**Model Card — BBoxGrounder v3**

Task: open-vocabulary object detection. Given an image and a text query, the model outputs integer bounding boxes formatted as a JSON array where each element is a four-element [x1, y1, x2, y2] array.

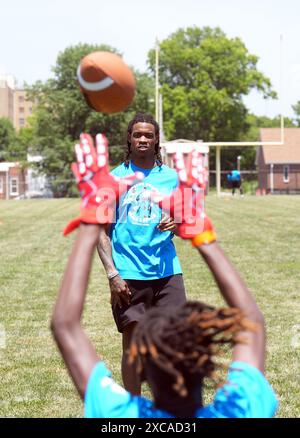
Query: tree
[[27, 44, 155, 196], [0, 116, 35, 163], [148, 27, 276, 143], [292, 101, 300, 126], [226, 114, 296, 170], [0, 118, 16, 161], [242, 113, 294, 144]]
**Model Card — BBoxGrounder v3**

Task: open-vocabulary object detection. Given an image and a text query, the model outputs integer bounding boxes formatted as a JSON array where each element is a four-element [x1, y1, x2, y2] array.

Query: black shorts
[[112, 274, 186, 333], [231, 181, 241, 188]]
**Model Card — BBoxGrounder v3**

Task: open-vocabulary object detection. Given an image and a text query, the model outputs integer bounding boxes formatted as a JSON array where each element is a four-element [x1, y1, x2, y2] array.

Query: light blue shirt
[[85, 361, 278, 418], [110, 161, 182, 280], [229, 170, 241, 182]]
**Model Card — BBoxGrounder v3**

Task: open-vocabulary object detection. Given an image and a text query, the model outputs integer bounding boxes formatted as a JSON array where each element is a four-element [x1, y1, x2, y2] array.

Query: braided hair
[[124, 113, 163, 167], [128, 301, 257, 397]]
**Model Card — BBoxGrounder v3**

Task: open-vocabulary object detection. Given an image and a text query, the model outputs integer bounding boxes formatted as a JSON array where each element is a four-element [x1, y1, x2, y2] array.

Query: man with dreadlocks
[[96, 113, 186, 395], [52, 136, 277, 418]]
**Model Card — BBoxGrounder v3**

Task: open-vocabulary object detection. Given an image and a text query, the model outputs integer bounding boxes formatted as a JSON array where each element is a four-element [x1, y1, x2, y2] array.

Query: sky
[[1, 0, 300, 118]]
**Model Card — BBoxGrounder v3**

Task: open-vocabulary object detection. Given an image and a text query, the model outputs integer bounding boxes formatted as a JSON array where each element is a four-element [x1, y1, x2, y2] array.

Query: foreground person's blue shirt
[[85, 361, 278, 418], [110, 162, 182, 280]]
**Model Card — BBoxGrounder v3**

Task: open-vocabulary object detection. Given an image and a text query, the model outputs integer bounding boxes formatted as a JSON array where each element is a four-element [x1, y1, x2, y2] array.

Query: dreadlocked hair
[[128, 301, 258, 398], [124, 113, 163, 167]]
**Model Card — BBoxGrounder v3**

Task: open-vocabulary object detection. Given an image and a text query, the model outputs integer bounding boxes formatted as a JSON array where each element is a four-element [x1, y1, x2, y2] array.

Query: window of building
[[0, 178, 3, 193], [19, 96, 24, 103], [19, 118, 25, 126], [283, 165, 289, 183], [19, 107, 24, 113], [10, 178, 19, 196]]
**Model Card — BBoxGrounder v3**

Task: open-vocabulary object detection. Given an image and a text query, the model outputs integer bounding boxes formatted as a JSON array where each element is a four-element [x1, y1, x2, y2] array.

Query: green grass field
[[0, 195, 300, 418]]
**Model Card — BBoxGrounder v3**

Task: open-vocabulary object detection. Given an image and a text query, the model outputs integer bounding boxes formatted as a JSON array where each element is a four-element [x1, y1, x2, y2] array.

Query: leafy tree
[[11, 124, 35, 163], [27, 44, 155, 196], [148, 27, 276, 144], [0, 116, 35, 163], [292, 101, 300, 126], [0, 118, 16, 161], [244, 113, 295, 139], [224, 114, 296, 170]]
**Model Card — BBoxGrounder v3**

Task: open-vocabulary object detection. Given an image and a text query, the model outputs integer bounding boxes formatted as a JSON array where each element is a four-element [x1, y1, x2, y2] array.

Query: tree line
[[1, 26, 299, 196]]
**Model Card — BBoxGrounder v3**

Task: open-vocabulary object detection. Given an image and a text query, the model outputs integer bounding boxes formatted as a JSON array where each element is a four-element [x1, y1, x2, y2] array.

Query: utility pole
[[155, 38, 159, 123], [159, 93, 165, 143], [216, 146, 221, 196], [280, 34, 284, 145]]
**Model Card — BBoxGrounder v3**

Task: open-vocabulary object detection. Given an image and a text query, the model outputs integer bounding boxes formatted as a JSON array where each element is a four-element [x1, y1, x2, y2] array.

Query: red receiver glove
[[153, 149, 208, 239], [63, 133, 143, 236]]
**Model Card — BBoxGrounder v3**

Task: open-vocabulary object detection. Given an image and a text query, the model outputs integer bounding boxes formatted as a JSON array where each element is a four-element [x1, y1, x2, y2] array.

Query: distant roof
[[0, 162, 20, 172], [260, 128, 300, 164]]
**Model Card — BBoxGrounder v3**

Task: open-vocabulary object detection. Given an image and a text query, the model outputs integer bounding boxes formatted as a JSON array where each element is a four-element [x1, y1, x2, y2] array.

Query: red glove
[[191, 214, 217, 248], [63, 133, 143, 235], [153, 149, 207, 239]]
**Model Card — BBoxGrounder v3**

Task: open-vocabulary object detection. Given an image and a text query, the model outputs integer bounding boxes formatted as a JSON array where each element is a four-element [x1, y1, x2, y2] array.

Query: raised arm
[[51, 224, 100, 399], [156, 149, 266, 373], [52, 133, 143, 399], [196, 239, 265, 372]]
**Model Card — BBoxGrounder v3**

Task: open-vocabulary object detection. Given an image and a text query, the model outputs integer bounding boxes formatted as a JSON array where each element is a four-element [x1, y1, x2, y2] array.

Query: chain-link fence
[[209, 170, 259, 195], [2, 158, 300, 199], [209, 168, 300, 194]]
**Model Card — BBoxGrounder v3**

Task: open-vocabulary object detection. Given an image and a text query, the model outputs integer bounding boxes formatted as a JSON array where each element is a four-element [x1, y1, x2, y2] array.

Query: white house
[[26, 154, 53, 198]]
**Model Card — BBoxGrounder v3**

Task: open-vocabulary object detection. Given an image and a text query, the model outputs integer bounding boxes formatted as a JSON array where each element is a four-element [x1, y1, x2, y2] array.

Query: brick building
[[0, 162, 26, 200], [0, 75, 15, 122], [0, 75, 33, 130], [257, 128, 300, 194], [14, 89, 33, 130]]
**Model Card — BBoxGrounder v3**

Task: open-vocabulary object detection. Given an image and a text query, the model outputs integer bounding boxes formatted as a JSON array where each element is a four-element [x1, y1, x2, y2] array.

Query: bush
[[241, 180, 258, 195]]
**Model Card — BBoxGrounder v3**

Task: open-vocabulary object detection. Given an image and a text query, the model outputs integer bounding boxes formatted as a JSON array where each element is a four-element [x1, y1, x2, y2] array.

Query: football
[[77, 51, 136, 113]]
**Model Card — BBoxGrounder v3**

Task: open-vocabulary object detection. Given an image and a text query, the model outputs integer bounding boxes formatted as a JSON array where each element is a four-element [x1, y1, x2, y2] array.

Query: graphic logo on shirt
[[123, 182, 159, 225]]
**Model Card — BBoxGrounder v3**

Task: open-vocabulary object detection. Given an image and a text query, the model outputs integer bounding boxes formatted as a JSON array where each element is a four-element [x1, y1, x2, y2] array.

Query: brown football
[[77, 51, 136, 113]]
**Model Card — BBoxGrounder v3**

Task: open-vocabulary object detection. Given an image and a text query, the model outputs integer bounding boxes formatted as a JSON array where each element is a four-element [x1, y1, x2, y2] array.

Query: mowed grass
[[0, 195, 299, 418]]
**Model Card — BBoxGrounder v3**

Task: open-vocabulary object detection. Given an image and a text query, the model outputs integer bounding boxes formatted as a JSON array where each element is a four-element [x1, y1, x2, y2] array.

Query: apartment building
[[0, 75, 33, 130], [0, 75, 15, 122], [14, 89, 33, 130]]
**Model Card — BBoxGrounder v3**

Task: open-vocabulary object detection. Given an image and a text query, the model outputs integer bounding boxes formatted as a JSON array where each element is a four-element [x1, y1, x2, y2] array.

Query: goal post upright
[[209, 136, 284, 197], [209, 34, 285, 196]]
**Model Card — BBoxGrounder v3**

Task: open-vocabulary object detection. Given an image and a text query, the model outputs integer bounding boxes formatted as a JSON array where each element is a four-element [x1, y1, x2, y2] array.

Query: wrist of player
[[77, 223, 101, 246], [191, 215, 217, 247], [63, 204, 113, 236], [177, 214, 217, 246], [63, 208, 98, 236], [192, 230, 217, 248], [107, 270, 120, 281], [176, 215, 206, 239]]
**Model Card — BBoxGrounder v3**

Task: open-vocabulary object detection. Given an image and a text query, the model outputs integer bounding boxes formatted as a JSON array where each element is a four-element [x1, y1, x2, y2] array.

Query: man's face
[[128, 122, 157, 158]]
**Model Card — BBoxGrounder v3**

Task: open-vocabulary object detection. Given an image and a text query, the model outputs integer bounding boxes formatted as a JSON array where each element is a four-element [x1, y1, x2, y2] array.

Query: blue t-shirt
[[110, 162, 182, 280], [85, 361, 278, 418], [228, 170, 241, 182]]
